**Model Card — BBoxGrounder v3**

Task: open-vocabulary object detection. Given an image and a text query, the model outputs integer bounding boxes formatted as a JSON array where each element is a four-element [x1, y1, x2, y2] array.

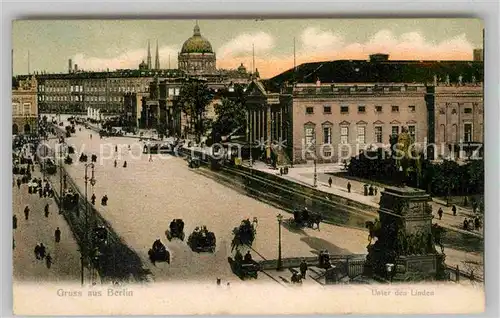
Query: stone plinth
[[364, 186, 446, 282]]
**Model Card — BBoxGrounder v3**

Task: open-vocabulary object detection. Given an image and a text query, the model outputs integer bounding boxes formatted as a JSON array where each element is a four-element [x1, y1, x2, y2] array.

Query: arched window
[[440, 124, 446, 143], [12, 124, 19, 135], [24, 123, 31, 134]]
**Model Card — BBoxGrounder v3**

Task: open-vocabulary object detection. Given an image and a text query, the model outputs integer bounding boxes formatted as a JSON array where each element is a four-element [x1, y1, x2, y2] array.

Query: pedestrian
[[17, 178, 21, 189], [24, 206, 30, 220], [13, 215, 17, 229], [328, 177, 332, 188], [44, 204, 50, 218], [463, 218, 469, 230], [34, 244, 40, 260], [115, 145, 118, 152], [91, 193, 96, 205], [123, 161, 127, 168], [364, 184, 369, 196], [437, 208, 443, 220], [369, 185, 374, 196], [347, 182, 351, 193], [45, 253, 52, 269], [90, 134, 92, 140], [39, 243, 46, 259], [114, 160, 117, 168], [374, 186, 378, 195], [300, 259, 308, 279], [452, 205, 457, 216], [216, 278, 221, 286], [149, 154, 153, 162], [474, 217, 480, 230], [55, 227, 61, 243], [280, 167, 283, 176]]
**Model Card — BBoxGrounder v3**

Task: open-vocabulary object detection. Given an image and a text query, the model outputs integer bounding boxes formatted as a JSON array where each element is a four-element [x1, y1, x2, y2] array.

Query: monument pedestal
[[364, 186, 446, 282]]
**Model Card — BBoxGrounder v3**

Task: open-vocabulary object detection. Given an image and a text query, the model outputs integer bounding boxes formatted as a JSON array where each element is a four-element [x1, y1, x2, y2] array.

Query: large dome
[[181, 24, 213, 54]]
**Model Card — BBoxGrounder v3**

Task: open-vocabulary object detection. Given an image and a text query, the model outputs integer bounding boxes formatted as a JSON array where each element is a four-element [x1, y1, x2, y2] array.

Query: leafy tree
[[212, 98, 247, 138], [177, 80, 214, 141]]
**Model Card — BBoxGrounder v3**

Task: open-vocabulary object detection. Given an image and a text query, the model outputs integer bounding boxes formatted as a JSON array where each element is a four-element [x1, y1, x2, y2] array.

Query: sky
[[12, 19, 483, 79]]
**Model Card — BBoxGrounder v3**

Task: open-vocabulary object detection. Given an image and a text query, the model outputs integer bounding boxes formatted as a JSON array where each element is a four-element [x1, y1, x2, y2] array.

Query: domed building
[[178, 23, 216, 75]]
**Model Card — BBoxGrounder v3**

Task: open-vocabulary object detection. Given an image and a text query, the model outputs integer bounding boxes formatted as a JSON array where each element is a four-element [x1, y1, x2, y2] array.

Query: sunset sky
[[12, 19, 483, 79]]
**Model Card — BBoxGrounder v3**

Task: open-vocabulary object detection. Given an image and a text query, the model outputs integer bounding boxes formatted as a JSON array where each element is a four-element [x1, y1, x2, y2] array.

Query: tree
[[212, 98, 247, 138], [177, 80, 214, 141]]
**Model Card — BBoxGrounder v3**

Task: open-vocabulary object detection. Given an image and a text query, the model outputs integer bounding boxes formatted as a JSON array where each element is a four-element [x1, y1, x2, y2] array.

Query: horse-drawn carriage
[[42, 158, 57, 175], [229, 250, 260, 279], [148, 239, 170, 264], [62, 190, 79, 210], [292, 208, 322, 229], [188, 156, 201, 168], [231, 218, 257, 251], [79, 153, 88, 162], [187, 226, 216, 253], [166, 219, 185, 241]]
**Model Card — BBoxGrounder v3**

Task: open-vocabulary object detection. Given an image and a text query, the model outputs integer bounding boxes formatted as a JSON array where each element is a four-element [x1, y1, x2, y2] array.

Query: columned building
[[246, 80, 484, 164], [12, 76, 38, 135]]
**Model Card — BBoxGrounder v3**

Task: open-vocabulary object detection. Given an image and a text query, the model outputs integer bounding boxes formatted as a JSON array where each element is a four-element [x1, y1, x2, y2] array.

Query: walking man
[[437, 207, 443, 220], [17, 178, 21, 189], [300, 259, 308, 280], [55, 227, 61, 243], [452, 205, 457, 216], [347, 182, 351, 193], [13, 215, 17, 229], [44, 204, 50, 218], [91, 193, 96, 205], [149, 154, 153, 162], [24, 206, 30, 220], [328, 177, 333, 188]]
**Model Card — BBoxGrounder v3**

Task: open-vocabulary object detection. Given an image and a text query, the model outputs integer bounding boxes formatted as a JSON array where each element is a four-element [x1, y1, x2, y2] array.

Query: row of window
[[12, 103, 32, 116], [39, 85, 147, 93], [167, 88, 181, 96], [439, 123, 475, 143], [39, 95, 124, 102], [305, 125, 416, 145], [439, 108, 473, 114], [306, 105, 416, 115]]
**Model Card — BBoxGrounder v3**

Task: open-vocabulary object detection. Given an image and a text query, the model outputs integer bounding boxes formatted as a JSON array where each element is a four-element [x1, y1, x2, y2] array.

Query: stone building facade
[[12, 76, 38, 135], [287, 83, 429, 163], [245, 80, 484, 164], [36, 69, 184, 114], [433, 84, 484, 159]]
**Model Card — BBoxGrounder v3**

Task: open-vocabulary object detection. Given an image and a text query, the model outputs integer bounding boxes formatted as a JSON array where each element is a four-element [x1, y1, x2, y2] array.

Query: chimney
[[74, 64, 78, 72], [68, 59, 73, 73]]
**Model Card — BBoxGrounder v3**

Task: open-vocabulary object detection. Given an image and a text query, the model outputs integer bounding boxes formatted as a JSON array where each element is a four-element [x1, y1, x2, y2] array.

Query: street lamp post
[[313, 159, 318, 187], [58, 140, 66, 214], [276, 213, 283, 271], [83, 163, 96, 286], [385, 263, 394, 283]]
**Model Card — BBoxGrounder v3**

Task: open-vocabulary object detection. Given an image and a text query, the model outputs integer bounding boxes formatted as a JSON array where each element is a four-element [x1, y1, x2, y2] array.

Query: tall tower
[[147, 40, 152, 69], [154, 40, 160, 70]]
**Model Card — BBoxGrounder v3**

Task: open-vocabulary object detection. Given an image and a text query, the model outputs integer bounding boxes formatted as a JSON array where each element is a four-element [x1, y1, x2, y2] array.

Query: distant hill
[[264, 57, 483, 92]]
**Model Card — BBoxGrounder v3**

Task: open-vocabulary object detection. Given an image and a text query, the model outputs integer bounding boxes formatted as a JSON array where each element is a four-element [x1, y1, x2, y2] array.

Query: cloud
[[299, 27, 344, 53], [216, 32, 275, 59], [72, 45, 179, 71], [72, 29, 476, 79], [218, 29, 475, 78]]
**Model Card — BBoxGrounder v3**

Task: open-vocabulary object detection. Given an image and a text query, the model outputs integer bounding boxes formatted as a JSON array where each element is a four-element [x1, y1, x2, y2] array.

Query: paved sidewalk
[[249, 161, 483, 239], [13, 167, 82, 282]]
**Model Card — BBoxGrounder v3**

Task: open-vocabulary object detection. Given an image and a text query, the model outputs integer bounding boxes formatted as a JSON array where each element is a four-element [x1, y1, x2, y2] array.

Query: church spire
[[147, 40, 152, 69], [154, 40, 160, 70]]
